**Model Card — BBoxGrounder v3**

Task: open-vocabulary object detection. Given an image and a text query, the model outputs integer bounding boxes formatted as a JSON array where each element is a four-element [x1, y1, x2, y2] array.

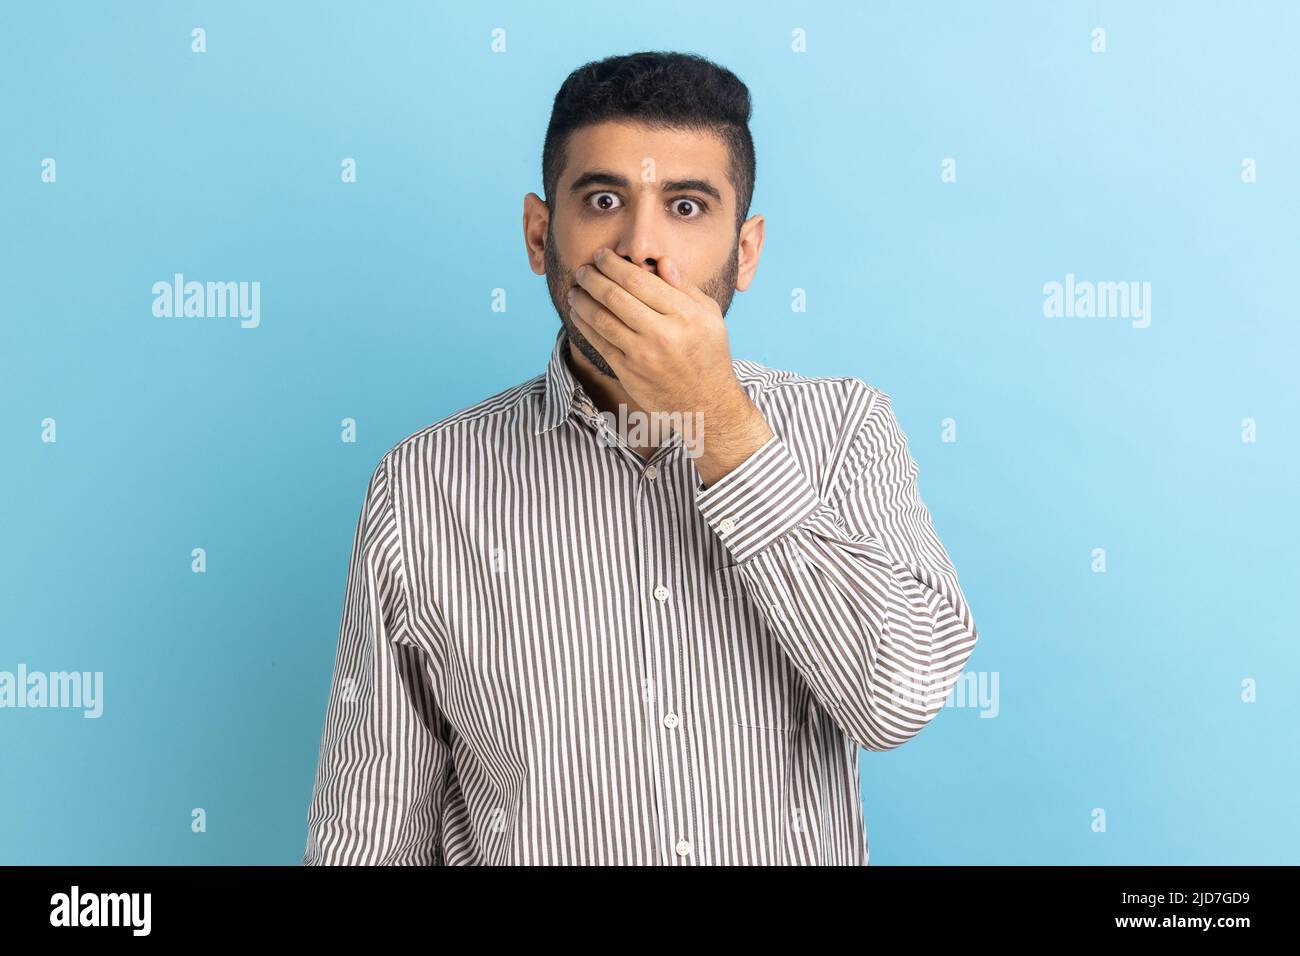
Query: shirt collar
[[536, 326, 592, 435]]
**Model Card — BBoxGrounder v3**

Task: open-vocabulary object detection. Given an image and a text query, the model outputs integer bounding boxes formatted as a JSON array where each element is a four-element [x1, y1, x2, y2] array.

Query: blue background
[[2, 0, 1296, 865]]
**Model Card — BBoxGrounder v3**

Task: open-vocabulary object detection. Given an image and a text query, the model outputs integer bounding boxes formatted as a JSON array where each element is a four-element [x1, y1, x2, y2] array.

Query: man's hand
[[567, 246, 773, 487]]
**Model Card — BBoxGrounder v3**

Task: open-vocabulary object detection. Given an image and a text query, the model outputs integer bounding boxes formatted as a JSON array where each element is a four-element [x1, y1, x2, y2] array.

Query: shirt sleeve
[[302, 454, 451, 864], [693, 383, 980, 752]]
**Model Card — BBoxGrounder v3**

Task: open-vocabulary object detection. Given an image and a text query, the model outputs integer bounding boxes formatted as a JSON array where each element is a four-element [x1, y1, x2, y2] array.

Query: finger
[[570, 307, 626, 368], [573, 261, 655, 334], [585, 247, 693, 322], [571, 286, 637, 353], [657, 254, 721, 311]]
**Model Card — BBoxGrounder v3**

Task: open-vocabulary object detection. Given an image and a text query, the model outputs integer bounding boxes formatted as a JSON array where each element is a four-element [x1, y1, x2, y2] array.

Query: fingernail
[[574, 265, 588, 281]]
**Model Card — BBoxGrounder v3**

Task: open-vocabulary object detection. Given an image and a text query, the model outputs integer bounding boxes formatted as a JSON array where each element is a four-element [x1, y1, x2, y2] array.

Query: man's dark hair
[[542, 51, 756, 234]]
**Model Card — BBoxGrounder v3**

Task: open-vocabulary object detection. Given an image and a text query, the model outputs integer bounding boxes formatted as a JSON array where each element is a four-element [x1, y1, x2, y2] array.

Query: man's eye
[[587, 191, 623, 212], [672, 197, 707, 219]]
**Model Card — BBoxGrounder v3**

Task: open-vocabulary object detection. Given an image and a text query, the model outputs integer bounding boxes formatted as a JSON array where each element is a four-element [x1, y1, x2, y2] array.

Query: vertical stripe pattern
[[301, 327, 979, 865]]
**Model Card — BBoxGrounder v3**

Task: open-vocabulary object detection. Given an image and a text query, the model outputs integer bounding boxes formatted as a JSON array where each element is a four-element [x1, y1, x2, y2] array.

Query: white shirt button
[[662, 712, 679, 729], [644, 464, 658, 480], [718, 517, 736, 536], [653, 585, 670, 602], [675, 839, 692, 857]]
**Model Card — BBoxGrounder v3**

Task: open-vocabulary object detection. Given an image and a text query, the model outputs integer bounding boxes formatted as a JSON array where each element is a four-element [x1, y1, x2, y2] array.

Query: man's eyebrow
[[568, 169, 724, 203], [661, 178, 723, 202]]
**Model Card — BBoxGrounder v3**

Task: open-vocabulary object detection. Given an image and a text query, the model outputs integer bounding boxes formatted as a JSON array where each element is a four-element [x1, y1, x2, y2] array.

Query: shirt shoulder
[[731, 356, 888, 427], [372, 371, 548, 472]]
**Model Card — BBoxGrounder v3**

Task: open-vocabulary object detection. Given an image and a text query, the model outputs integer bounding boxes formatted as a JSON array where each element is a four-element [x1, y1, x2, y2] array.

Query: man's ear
[[734, 214, 765, 292], [523, 192, 550, 275]]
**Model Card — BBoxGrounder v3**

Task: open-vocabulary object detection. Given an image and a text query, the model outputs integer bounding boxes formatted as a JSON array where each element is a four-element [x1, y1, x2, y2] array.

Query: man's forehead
[[563, 121, 731, 190]]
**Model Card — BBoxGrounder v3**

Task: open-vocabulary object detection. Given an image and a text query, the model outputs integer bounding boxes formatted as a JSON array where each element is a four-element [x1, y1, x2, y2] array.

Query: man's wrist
[[692, 386, 774, 488]]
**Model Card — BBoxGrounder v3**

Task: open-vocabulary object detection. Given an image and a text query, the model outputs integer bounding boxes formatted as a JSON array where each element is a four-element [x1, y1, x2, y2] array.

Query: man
[[302, 51, 978, 865]]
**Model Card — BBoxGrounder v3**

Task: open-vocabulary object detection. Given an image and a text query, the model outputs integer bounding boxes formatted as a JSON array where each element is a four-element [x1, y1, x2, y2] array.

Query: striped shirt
[[301, 326, 979, 865]]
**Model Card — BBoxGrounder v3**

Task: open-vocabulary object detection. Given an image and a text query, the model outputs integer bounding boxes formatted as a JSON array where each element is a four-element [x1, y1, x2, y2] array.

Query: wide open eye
[[586, 191, 623, 212], [671, 197, 708, 219]]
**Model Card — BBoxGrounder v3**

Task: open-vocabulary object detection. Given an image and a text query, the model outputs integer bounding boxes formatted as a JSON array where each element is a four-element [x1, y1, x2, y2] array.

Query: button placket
[[637, 456, 698, 865]]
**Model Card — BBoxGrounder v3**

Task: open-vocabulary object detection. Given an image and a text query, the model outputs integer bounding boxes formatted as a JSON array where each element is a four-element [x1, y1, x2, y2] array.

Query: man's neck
[[564, 336, 656, 459]]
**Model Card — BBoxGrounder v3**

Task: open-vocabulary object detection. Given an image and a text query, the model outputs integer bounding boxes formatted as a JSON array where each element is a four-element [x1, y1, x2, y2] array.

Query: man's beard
[[544, 222, 740, 380]]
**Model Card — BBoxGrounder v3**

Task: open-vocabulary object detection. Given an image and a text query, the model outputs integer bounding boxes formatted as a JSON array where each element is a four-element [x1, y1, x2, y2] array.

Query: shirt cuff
[[693, 433, 823, 564]]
